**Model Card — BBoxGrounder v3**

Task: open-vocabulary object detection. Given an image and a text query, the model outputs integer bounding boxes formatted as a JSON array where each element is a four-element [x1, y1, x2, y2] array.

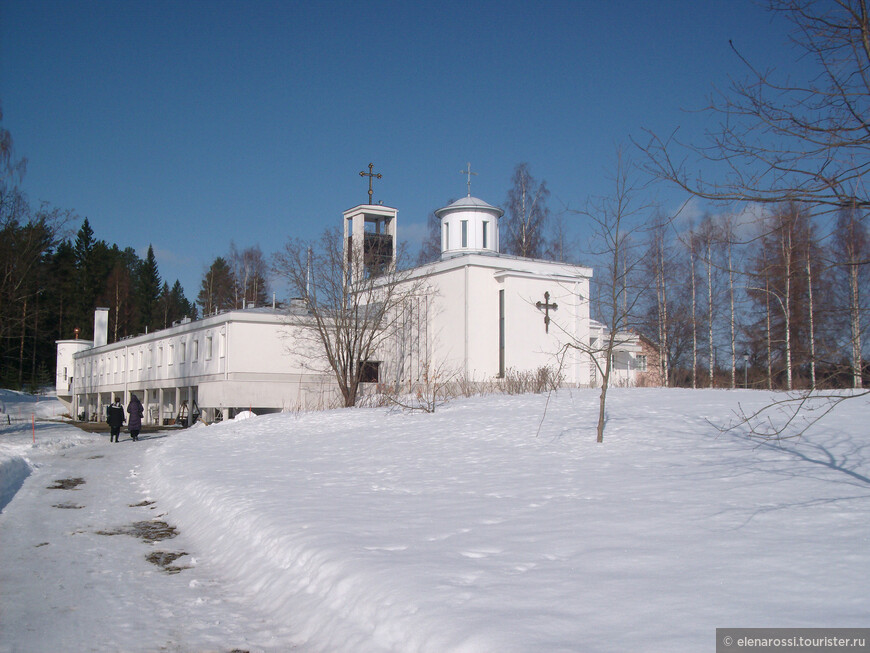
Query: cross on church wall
[[535, 291, 558, 333], [359, 162, 382, 204]]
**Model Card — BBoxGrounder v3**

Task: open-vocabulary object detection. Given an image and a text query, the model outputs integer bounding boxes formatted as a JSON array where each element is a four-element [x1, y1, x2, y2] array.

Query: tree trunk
[[849, 261, 863, 388], [765, 275, 773, 390], [728, 240, 736, 389], [597, 381, 607, 443], [18, 294, 27, 389], [30, 290, 39, 387], [782, 227, 793, 391], [706, 238, 714, 388], [655, 232, 670, 386], [805, 247, 816, 389], [689, 242, 698, 389], [597, 335, 613, 443]]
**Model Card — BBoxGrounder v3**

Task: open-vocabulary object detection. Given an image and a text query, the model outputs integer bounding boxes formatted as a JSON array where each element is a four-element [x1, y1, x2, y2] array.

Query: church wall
[[409, 259, 593, 384], [553, 279, 592, 385], [464, 264, 501, 378], [421, 266, 472, 378], [498, 274, 585, 382]]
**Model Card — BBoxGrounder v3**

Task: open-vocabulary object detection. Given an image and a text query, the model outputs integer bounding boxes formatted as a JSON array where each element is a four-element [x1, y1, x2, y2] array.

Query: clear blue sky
[[1, 0, 801, 301]]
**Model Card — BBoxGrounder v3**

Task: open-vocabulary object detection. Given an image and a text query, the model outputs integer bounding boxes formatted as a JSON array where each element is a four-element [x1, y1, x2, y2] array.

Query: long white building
[[56, 192, 651, 424]]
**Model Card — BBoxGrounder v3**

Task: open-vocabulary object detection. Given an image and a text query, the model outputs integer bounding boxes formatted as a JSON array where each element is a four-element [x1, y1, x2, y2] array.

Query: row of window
[[82, 332, 225, 382], [445, 220, 491, 249]]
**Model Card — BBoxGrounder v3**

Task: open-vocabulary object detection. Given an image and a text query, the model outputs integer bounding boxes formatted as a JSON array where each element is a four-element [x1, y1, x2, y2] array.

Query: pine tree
[[136, 245, 161, 333], [157, 280, 193, 329], [46, 240, 77, 340], [72, 218, 99, 337], [197, 257, 234, 316]]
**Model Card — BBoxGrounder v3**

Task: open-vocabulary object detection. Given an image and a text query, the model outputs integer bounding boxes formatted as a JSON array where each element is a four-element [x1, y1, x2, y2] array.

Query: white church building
[[56, 190, 651, 424]]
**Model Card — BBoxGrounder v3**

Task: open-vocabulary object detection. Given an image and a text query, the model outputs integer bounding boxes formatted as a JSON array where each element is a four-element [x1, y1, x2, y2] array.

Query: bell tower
[[343, 204, 398, 283]]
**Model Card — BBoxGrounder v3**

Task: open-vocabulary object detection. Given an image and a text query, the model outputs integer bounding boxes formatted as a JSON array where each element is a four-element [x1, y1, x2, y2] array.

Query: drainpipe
[[124, 344, 129, 406], [464, 264, 469, 378]]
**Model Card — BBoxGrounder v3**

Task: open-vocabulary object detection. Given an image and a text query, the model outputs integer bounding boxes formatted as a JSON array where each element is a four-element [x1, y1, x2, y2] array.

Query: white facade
[[57, 307, 336, 423], [383, 253, 594, 385], [57, 192, 653, 424]]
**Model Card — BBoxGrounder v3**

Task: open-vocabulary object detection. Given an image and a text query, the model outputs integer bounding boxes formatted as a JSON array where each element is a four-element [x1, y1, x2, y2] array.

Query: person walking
[[127, 393, 144, 441], [106, 397, 125, 443]]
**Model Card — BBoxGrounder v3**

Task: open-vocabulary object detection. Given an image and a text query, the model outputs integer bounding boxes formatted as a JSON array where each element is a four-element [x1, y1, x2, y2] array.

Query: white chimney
[[94, 307, 109, 347]]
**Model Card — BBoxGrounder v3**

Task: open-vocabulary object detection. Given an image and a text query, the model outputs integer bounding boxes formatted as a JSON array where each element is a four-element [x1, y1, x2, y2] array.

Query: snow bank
[[0, 390, 96, 512], [0, 388, 68, 421], [141, 388, 870, 653], [0, 455, 31, 512]]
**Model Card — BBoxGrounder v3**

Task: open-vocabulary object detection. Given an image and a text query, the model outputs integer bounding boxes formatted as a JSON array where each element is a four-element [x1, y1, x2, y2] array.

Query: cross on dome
[[460, 162, 477, 197]]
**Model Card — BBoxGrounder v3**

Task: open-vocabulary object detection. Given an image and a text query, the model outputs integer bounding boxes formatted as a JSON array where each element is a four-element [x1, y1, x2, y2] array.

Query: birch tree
[[569, 149, 649, 442], [503, 163, 551, 259], [831, 205, 869, 388]]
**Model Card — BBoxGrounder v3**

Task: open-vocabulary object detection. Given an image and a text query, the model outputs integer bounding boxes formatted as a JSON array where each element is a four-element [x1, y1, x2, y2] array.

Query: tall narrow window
[[461, 220, 468, 248], [482, 221, 489, 249], [444, 223, 449, 250], [499, 289, 505, 377]]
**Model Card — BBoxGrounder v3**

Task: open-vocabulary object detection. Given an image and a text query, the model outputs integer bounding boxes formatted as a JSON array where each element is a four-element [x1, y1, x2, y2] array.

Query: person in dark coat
[[127, 393, 144, 441], [106, 397, 125, 443]]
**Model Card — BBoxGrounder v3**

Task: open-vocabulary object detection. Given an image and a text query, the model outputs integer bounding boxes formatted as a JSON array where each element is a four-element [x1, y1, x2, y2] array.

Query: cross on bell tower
[[359, 162, 382, 204]]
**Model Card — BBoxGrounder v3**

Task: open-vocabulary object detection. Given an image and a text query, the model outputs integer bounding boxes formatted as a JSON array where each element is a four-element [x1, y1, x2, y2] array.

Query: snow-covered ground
[[1, 387, 868, 652]]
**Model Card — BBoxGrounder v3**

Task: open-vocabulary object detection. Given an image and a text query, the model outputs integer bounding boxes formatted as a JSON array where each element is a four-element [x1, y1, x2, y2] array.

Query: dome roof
[[435, 196, 503, 218]]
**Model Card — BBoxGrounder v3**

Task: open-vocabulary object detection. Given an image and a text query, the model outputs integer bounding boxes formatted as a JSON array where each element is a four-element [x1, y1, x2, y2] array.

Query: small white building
[[57, 189, 652, 423]]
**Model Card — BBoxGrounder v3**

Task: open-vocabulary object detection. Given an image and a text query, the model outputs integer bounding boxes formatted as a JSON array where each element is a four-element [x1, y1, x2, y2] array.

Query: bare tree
[[503, 163, 551, 259], [274, 226, 426, 408], [545, 212, 580, 263], [697, 216, 721, 388], [417, 208, 447, 265], [831, 205, 869, 388], [716, 213, 744, 388], [0, 103, 26, 183], [805, 237, 817, 388], [762, 246, 774, 389], [683, 224, 700, 388], [647, 213, 673, 385], [641, 0, 870, 214], [639, 0, 870, 397], [229, 243, 269, 308], [569, 148, 650, 442]]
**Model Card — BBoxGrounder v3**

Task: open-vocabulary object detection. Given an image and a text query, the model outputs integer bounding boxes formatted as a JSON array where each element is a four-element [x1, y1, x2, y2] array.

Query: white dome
[[435, 196, 503, 257]]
